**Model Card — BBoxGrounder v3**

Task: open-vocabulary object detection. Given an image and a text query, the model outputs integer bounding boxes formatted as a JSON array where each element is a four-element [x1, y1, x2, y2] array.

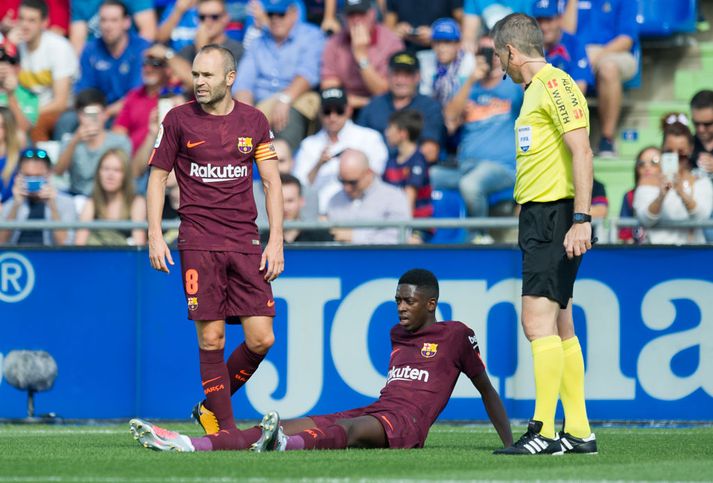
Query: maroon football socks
[[286, 425, 348, 451], [198, 348, 236, 430], [226, 342, 266, 394]]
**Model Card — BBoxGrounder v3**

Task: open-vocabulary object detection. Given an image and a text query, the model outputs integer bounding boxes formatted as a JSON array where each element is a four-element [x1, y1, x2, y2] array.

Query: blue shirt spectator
[[233, 20, 324, 103], [157, 2, 199, 52], [70, 0, 156, 54], [457, 78, 522, 172], [357, 93, 445, 151], [75, 32, 150, 105], [545, 31, 592, 89], [576, 0, 637, 52], [464, 0, 532, 28], [533, 1, 593, 92]]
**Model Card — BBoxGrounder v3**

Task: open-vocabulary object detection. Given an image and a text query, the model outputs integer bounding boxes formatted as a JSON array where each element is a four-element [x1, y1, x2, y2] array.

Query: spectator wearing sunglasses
[[618, 145, 660, 244], [0, 147, 76, 246], [294, 86, 388, 214], [690, 90, 713, 241], [326, 148, 410, 244], [113, 45, 179, 187], [233, 0, 325, 152], [0, 43, 35, 133], [153, 0, 245, 93], [73, 0, 150, 122], [633, 122, 713, 245]]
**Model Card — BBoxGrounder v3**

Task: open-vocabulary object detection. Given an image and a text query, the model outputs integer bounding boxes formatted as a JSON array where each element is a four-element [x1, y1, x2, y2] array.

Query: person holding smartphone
[[0, 147, 77, 246], [435, 35, 522, 241], [633, 120, 713, 245]]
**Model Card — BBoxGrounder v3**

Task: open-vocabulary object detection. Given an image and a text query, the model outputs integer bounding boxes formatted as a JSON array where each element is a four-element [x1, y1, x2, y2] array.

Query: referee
[[491, 13, 597, 455]]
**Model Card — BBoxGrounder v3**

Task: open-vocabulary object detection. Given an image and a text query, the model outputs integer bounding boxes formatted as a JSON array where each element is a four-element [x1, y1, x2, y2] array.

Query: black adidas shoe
[[493, 420, 563, 455], [558, 431, 598, 454]]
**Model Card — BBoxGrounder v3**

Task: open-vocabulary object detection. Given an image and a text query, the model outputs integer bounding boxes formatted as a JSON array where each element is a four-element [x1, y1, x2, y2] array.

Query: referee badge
[[237, 137, 253, 154], [518, 125, 532, 152]]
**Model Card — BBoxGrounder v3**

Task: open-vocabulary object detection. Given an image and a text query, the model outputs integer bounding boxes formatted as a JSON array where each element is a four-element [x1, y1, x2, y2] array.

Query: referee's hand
[[563, 223, 593, 259]]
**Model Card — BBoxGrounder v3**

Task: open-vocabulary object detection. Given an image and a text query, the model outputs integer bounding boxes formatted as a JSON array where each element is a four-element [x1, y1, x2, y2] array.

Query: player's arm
[[563, 127, 594, 259], [472, 371, 513, 447], [256, 155, 284, 282], [147, 166, 174, 273]]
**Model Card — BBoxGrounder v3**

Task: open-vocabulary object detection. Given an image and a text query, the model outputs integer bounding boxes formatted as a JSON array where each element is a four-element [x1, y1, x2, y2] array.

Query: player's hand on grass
[[149, 234, 174, 273], [260, 238, 284, 282], [564, 222, 592, 259]]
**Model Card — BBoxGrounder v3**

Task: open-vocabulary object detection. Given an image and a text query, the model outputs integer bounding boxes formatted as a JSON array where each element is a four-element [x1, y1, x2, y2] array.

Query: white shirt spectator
[[327, 177, 411, 244], [294, 120, 388, 214], [634, 174, 713, 245], [18, 31, 78, 108]]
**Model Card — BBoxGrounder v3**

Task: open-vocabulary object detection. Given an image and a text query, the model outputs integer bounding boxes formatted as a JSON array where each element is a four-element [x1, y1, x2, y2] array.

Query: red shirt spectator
[[321, 0, 403, 109]]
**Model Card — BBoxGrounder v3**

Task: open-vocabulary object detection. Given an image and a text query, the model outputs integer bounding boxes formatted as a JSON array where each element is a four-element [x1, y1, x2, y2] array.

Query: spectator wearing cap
[[320, 0, 403, 110], [0, 147, 77, 246], [294, 86, 388, 214], [15, 0, 78, 142], [436, 35, 522, 224], [233, 0, 325, 152], [384, 0, 463, 52], [0, 42, 36, 133], [533, 0, 592, 93], [73, 0, 151, 122], [357, 50, 445, 165], [566, 0, 638, 157], [417, 17, 476, 107]]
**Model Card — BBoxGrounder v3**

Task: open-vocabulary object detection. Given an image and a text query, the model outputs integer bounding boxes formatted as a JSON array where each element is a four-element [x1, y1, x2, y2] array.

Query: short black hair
[[389, 109, 423, 142], [690, 89, 713, 110], [100, 0, 129, 17], [20, 0, 48, 19], [197, 44, 236, 74], [280, 172, 302, 195], [398, 268, 439, 300], [75, 88, 107, 110]]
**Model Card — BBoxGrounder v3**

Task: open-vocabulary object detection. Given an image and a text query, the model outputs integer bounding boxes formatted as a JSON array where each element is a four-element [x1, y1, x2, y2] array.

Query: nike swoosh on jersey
[[186, 140, 206, 148]]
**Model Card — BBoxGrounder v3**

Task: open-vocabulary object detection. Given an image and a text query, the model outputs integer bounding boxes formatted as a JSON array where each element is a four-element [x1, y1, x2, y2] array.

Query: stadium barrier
[[0, 245, 711, 421], [2, 217, 713, 244]]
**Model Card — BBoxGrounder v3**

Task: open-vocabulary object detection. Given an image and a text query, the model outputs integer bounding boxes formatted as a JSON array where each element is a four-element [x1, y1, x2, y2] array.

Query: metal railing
[[2, 218, 713, 244]]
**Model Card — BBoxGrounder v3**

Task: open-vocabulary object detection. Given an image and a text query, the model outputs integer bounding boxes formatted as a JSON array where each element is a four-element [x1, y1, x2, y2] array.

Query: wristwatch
[[357, 57, 370, 70], [277, 92, 292, 105], [573, 212, 592, 224]]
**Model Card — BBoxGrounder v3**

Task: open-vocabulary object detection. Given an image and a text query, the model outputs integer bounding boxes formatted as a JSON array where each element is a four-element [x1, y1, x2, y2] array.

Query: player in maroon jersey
[[129, 269, 513, 452], [141, 43, 284, 451]]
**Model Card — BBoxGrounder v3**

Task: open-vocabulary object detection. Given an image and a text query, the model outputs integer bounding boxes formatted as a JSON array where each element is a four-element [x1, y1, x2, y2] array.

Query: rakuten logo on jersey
[[189, 162, 248, 183], [386, 365, 430, 384]]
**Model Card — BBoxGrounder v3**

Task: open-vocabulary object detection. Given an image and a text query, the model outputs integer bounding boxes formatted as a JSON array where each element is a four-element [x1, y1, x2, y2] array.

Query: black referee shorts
[[519, 198, 582, 309]]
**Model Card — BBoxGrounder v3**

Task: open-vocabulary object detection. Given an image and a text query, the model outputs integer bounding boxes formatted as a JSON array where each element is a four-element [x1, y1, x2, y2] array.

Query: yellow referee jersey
[[513, 64, 589, 204]]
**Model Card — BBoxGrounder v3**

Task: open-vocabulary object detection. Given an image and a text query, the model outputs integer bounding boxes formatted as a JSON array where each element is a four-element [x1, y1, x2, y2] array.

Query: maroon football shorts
[[179, 250, 275, 322], [309, 405, 426, 449]]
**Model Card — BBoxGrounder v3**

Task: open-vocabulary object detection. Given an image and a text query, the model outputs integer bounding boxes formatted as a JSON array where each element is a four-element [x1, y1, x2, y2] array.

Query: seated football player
[[129, 268, 513, 452]]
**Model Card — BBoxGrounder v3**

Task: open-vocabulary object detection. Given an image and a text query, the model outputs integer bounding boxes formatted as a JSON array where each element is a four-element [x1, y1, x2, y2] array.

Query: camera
[[25, 176, 46, 194], [478, 47, 495, 70]]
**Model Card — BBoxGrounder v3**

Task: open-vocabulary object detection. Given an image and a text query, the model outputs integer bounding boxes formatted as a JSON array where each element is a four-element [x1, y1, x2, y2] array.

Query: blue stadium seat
[[427, 189, 468, 244], [487, 186, 514, 207], [637, 0, 697, 37]]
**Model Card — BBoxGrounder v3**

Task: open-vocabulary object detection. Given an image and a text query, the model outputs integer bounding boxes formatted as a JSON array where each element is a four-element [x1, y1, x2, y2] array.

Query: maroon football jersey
[[149, 100, 277, 253], [370, 321, 485, 441]]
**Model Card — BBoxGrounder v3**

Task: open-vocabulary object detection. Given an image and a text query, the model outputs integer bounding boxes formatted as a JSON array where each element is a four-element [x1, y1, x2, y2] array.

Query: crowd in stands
[[0, 0, 712, 246]]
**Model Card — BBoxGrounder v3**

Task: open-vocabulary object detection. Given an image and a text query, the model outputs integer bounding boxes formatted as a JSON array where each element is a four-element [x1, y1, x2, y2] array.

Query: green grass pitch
[[1, 423, 712, 481]]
